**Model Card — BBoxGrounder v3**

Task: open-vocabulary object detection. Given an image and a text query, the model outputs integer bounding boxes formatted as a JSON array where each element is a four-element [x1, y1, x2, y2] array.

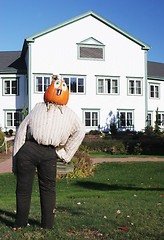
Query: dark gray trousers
[[14, 140, 57, 229]]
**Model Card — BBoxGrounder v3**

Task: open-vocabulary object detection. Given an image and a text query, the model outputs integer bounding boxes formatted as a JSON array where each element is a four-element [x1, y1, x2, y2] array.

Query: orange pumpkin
[[44, 78, 69, 105]]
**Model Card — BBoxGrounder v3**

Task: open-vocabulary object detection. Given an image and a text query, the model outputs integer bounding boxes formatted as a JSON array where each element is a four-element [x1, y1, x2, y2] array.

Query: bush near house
[[83, 131, 164, 155], [0, 128, 6, 153]]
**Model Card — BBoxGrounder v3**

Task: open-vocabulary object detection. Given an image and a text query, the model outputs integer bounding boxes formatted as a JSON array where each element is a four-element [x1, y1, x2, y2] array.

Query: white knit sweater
[[13, 103, 85, 163]]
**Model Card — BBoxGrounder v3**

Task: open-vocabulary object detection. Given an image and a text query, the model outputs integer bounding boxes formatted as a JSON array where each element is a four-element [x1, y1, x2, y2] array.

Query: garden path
[[1, 154, 164, 173]]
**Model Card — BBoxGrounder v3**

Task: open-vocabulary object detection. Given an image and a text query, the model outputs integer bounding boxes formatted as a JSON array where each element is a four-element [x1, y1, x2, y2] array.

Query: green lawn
[[89, 152, 164, 158], [0, 162, 164, 239]]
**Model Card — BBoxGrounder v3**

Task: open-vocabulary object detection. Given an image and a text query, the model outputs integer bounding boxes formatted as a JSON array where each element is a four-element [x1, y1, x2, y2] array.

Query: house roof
[[147, 61, 164, 80], [22, 10, 151, 54], [0, 51, 27, 73]]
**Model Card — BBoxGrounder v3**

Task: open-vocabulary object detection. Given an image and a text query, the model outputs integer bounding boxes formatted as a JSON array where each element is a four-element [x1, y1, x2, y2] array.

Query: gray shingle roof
[[0, 51, 26, 73], [147, 61, 164, 79]]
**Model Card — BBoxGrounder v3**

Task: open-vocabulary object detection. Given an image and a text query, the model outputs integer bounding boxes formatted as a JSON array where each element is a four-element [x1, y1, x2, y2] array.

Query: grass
[[89, 152, 164, 158], [0, 162, 164, 239]]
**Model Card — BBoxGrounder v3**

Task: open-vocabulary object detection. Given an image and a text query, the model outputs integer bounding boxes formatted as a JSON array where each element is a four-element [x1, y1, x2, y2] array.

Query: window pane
[[127, 112, 132, 126], [4, 81, 10, 94], [150, 85, 154, 97], [85, 112, 91, 126], [63, 78, 69, 90], [120, 112, 126, 127], [98, 79, 104, 93], [136, 81, 141, 94], [158, 114, 161, 126], [105, 79, 111, 93], [92, 112, 98, 126], [36, 77, 42, 92], [7, 113, 12, 126], [70, 77, 77, 92], [14, 112, 20, 126], [44, 77, 50, 91], [147, 113, 152, 126], [112, 79, 118, 93], [12, 80, 17, 94], [162, 114, 164, 126], [129, 80, 134, 94], [155, 86, 159, 98], [78, 78, 84, 93]]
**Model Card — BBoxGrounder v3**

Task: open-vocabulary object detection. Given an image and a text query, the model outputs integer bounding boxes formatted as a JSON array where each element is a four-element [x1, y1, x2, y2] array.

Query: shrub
[[145, 125, 154, 135], [8, 129, 13, 136], [104, 140, 128, 155], [88, 130, 101, 135], [0, 128, 6, 153], [56, 151, 95, 179], [110, 122, 117, 135], [82, 139, 128, 155], [22, 104, 28, 120], [83, 133, 164, 156], [133, 142, 143, 155], [154, 108, 161, 134]]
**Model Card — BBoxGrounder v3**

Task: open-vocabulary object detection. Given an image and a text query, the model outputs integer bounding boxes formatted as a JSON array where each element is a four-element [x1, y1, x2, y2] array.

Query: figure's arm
[[56, 118, 85, 163], [13, 114, 30, 157], [12, 114, 30, 173]]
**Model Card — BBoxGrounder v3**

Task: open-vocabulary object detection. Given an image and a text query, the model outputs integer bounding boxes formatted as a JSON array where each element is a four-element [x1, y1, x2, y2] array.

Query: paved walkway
[[0, 136, 14, 173], [0, 156, 12, 173], [1, 155, 164, 174]]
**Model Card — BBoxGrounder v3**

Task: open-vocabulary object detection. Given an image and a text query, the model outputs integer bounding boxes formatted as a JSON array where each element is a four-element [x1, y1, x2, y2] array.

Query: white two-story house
[[0, 11, 164, 133]]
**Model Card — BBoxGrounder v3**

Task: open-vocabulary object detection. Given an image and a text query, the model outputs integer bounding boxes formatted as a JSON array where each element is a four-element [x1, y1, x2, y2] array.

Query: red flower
[[5, 235, 9, 238]]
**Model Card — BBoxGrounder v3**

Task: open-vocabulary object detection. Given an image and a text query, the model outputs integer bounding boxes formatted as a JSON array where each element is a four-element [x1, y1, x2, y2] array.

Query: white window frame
[[82, 109, 100, 128], [97, 76, 119, 95], [3, 78, 19, 96], [127, 78, 142, 95], [34, 75, 52, 93], [5, 110, 22, 128], [118, 110, 134, 129], [149, 83, 160, 99], [62, 75, 85, 94]]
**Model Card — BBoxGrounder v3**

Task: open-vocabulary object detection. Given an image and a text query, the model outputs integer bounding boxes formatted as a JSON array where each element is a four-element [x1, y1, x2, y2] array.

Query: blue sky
[[1, 0, 164, 63]]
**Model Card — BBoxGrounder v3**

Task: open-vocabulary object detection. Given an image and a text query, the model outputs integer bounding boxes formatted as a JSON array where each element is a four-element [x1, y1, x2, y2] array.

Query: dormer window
[[77, 37, 105, 61]]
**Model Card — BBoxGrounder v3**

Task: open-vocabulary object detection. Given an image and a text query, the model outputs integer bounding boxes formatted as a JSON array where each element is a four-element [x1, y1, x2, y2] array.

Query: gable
[[77, 37, 105, 60], [22, 11, 151, 54], [79, 37, 104, 45]]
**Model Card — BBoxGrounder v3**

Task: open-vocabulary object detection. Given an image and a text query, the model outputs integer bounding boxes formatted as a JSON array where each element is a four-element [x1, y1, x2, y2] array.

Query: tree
[[154, 108, 161, 134], [110, 122, 117, 135], [21, 104, 28, 120]]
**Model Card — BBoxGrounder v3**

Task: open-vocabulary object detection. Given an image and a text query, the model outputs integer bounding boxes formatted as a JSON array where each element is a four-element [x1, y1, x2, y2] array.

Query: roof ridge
[[24, 10, 150, 51]]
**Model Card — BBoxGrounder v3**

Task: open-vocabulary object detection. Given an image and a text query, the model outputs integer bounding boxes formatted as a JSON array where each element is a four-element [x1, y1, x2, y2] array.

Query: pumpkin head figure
[[44, 76, 69, 105]]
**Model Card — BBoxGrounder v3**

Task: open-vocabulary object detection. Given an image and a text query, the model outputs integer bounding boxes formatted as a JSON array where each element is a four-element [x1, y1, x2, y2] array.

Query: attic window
[[79, 46, 104, 59], [77, 37, 105, 61]]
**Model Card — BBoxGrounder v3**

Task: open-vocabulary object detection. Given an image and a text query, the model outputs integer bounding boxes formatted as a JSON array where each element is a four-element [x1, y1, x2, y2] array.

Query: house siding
[[0, 74, 27, 131], [0, 11, 163, 133], [27, 15, 146, 131]]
